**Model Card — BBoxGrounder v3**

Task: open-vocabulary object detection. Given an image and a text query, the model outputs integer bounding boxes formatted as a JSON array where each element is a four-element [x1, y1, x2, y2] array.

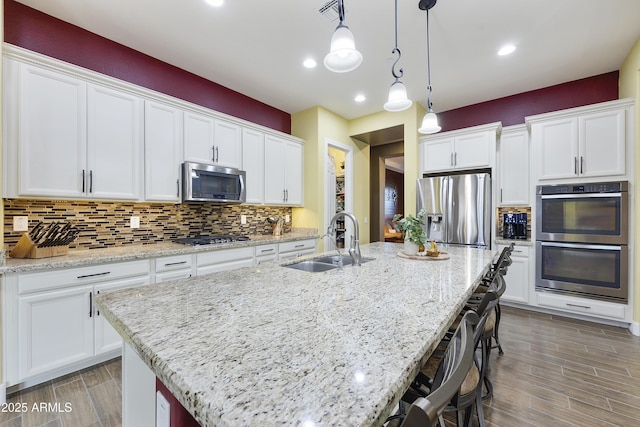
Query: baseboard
[[1, 383, 6, 404], [629, 322, 640, 337]]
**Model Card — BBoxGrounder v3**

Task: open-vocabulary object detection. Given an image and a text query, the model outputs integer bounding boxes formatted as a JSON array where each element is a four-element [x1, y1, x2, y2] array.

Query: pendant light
[[324, 0, 363, 73], [384, 0, 412, 112], [418, 0, 442, 134]]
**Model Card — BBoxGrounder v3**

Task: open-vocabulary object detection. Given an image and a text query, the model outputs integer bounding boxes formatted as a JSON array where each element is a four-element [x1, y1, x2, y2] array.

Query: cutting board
[[396, 251, 450, 261]]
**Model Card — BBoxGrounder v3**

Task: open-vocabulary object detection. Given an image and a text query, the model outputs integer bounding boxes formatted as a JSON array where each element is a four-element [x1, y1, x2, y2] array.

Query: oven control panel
[[537, 181, 627, 195]]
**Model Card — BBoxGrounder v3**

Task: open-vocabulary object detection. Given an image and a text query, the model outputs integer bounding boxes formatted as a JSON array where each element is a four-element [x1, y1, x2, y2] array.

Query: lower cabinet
[[196, 247, 255, 276], [154, 254, 193, 283], [500, 244, 530, 304], [278, 239, 317, 261], [536, 292, 627, 321], [254, 244, 278, 265], [4, 260, 151, 386]]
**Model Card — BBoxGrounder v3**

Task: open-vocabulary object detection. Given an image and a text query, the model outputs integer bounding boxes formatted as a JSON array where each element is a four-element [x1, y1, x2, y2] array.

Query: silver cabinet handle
[[89, 292, 93, 318], [574, 157, 578, 174], [82, 169, 86, 193], [285, 189, 289, 202], [283, 189, 286, 202], [500, 188, 503, 203], [260, 248, 275, 253], [566, 303, 591, 310], [89, 170, 93, 193], [215, 146, 219, 162], [295, 244, 305, 248], [176, 179, 180, 198], [450, 152, 454, 166], [212, 145, 216, 162], [77, 271, 110, 279], [164, 261, 187, 267], [454, 152, 457, 166], [580, 156, 584, 174]]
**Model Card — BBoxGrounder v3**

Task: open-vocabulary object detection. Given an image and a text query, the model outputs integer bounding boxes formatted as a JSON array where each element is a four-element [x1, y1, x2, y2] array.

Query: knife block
[[9, 233, 69, 259]]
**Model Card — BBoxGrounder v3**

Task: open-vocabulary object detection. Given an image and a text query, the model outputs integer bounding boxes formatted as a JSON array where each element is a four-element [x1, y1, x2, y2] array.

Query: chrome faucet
[[327, 211, 361, 266]]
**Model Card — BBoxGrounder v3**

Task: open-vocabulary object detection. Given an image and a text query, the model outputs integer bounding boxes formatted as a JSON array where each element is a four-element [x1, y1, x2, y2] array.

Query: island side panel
[[123, 342, 155, 427]]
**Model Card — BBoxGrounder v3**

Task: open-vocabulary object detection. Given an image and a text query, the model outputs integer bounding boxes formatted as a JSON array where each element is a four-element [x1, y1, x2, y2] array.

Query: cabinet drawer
[[279, 239, 316, 254], [155, 255, 193, 273], [18, 260, 151, 294], [254, 244, 277, 257], [196, 247, 254, 267], [536, 292, 627, 320]]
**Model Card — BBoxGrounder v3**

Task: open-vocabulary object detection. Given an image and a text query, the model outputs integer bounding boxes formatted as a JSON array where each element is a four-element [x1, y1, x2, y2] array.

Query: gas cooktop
[[174, 235, 250, 246]]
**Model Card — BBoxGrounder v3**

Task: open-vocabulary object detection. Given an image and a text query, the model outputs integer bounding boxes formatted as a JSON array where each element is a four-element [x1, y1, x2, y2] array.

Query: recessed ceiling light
[[354, 94, 366, 103], [205, 0, 223, 7], [498, 44, 516, 56], [303, 58, 317, 69]]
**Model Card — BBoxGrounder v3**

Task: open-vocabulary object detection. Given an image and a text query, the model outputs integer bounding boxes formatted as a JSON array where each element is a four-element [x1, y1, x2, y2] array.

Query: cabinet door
[[196, 247, 255, 276], [213, 119, 242, 168], [18, 285, 94, 379], [184, 111, 215, 164], [284, 140, 303, 205], [264, 135, 286, 204], [534, 118, 578, 180], [87, 84, 143, 200], [94, 276, 151, 355], [422, 137, 454, 172], [144, 100, 182, 202], [453, 132, 492, 169], [579, 109, 626, 178], [17, 63, 87, 198], [498, 128, 529, 205], [500, 245, 529, 304], [242, 128, 265, 204]]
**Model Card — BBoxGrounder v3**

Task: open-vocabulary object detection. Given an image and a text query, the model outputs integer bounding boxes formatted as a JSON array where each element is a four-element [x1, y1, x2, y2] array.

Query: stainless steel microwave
[[182, 162, 246, 203]]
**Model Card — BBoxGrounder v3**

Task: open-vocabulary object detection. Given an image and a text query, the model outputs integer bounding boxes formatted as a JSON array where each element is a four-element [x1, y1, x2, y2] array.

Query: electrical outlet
[[13, 216, 29, 232], [130, 216, 140, 229], [364, 217, 368, 224], [241, 215, 247, 225], [285, 215, 290, 222]]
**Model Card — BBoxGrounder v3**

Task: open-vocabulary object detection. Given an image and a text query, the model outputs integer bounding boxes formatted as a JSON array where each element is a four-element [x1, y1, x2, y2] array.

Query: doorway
[[383, 156, 405, 243], [369, 141, 405, 242], [324, 139, 354, 252]]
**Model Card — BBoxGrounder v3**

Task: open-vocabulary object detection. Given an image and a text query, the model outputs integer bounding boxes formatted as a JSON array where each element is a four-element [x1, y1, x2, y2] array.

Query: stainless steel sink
[[284, 260, 338, 272], [313, 255, 373, 265]]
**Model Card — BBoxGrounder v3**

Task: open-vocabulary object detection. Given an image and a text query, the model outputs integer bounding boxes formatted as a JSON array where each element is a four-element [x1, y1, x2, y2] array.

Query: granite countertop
[[96, 242, 495, 427], [0, 231, 318, 274]]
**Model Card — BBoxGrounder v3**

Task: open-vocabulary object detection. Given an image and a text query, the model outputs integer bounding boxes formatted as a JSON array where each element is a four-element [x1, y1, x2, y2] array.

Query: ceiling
[[14, 0, 640, 120]]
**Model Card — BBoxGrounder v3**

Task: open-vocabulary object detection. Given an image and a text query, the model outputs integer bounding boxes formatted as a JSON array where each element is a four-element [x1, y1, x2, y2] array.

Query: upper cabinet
[[4, 59, 143, 200], [264, 135, 303, 206], [184, 111, 242, 169], [144, 100, 183, 202], [528, 99, 632, 182], [419, 122, 500, 175], [242, 128, 265, 204], [87, 84, 143, 200], [497, 125, 529, 206]]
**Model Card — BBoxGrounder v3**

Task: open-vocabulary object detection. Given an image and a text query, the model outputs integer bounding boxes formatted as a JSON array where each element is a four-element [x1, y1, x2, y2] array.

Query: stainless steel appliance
[[182, 162, 246, 203], [175, 235, 250, 246], [416, 172, 491, 248], [535, 181, 628, 302]]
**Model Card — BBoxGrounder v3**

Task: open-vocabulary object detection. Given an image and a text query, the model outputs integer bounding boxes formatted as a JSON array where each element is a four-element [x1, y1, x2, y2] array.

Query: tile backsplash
[[3, 199, 292, 250]]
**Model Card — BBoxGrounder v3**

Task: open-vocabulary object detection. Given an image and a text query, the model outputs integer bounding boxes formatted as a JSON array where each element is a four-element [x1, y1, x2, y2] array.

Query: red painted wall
[[3, 0, 291, 134], [156, 379, 201, 427], [438, 72, 619, 132]]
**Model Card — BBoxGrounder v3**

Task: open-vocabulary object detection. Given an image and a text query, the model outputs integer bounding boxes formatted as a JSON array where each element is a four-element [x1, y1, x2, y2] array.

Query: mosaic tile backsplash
[[4, 199, 293, 250], [496, 206, 532, 239]]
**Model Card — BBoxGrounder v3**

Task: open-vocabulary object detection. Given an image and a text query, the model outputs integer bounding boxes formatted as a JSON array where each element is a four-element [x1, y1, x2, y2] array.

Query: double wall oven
[[536, 181, 628, 303]]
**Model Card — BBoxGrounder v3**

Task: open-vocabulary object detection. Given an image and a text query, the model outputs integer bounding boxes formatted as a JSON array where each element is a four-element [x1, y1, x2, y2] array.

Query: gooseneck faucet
[[327, 211, 361, 266]]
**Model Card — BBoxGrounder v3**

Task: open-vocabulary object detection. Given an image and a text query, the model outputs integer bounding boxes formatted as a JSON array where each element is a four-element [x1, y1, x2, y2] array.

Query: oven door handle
[[539, 241, 622, 250], [539, 192, 622, 200]]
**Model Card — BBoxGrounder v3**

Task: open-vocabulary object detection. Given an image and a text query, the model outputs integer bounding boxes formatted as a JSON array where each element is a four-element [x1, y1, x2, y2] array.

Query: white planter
[[404, 240, 419, 256]]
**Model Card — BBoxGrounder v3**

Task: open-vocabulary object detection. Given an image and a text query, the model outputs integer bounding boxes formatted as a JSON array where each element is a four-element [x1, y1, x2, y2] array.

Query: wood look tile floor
[[2, 307, 640, 426]]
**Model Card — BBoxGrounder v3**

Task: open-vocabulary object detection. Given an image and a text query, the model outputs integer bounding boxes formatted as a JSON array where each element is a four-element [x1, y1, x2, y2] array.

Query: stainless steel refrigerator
[[416, 173, 491, 248]]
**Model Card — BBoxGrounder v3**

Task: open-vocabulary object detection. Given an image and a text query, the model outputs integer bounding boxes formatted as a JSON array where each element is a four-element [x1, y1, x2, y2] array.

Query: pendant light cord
[[391, 0, 403, 79], [426, 7, 434, 111]]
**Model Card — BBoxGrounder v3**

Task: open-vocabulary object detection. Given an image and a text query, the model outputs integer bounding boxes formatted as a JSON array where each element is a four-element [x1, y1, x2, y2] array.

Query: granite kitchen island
[[96, 242, 495, 426]]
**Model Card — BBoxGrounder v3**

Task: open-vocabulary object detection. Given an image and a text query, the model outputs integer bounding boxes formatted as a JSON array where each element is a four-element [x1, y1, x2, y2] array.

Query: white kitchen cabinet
[[184, 111, 242, 169], [12, 61, 87, 198], [419, 122, 500, 174], [155, 254, 194, 282], [4, 260, 151, 386], [264, 135, 304, 205], [18, 285, 94, 379], [144, 100, 183, 202], [499, 244, 530, 304], [196, 247, 255, 276], [528, 100, 630, 181], [87, 83, 143, 200], [536, 292, 627, 321], [497, 125, 529, 205], [254, 244, 278, 265], [242, 127, 265, 204], [278, 239, 317, 261], [4, 60, 144, 200], [94, 276, 151, 355]]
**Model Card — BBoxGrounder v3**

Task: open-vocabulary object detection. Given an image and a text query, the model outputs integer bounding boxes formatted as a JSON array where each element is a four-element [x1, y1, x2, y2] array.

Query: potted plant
[[393, 210, 427, 255]]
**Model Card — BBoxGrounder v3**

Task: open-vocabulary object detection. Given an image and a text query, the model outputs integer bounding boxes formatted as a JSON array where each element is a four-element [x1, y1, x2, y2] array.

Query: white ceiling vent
[[318, 0, 339, 22]]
